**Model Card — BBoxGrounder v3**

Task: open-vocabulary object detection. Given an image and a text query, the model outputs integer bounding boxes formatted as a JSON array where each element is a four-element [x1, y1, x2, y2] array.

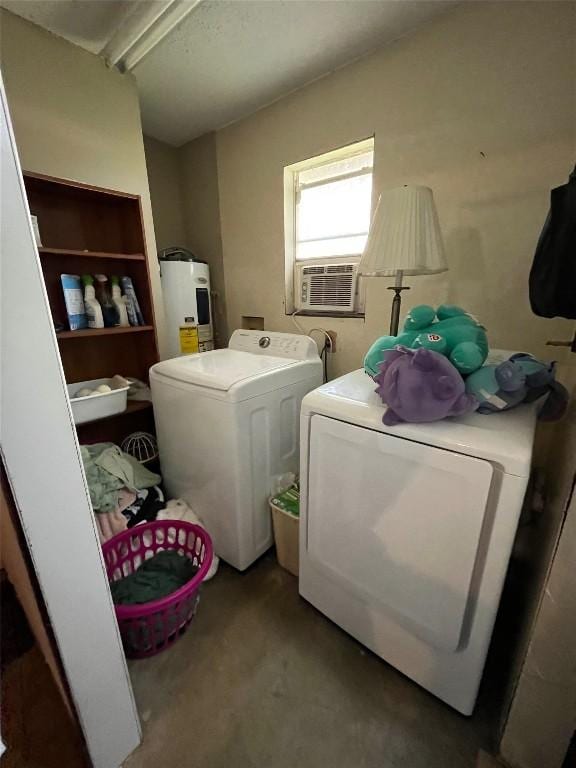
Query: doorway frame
[[1, 74, 141, 768]]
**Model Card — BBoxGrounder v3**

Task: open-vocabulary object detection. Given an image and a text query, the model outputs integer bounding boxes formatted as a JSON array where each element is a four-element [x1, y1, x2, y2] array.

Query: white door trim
[[0, 73, 141, 767]]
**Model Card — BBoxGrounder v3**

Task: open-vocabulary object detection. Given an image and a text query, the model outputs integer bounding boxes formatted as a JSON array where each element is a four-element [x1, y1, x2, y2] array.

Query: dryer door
[[306, 415, 493, 651]]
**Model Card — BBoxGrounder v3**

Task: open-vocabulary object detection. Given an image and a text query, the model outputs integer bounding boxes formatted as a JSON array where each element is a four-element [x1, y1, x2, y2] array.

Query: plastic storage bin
[[270, 485, 300, 577], [102, 520, 213, 658], [67, 377, 129, 425]]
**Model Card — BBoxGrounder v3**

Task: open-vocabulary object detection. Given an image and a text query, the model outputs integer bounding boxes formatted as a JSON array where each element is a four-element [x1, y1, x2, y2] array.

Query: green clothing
[[112, 551, 200, 653], [81, 442, 161, 512], [110, 551, 198, 605]]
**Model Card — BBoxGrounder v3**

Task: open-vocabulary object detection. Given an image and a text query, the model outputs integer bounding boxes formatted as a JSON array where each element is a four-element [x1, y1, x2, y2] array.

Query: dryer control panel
[[229, 330, 319, 360]]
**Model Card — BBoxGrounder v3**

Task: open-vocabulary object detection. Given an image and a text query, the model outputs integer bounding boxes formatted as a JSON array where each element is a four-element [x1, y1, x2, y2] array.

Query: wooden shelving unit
[[39, 247, 146, 262], [23, 171, 159, 444], [56, 325, 155, 339]]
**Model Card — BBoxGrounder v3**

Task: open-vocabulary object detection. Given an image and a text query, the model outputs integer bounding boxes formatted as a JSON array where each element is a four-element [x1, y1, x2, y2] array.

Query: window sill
[[287, 309, 365, 319]]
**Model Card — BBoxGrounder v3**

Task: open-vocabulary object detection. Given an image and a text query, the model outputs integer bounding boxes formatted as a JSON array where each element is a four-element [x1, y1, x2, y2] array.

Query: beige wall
[[0, 10, 167, 357], [179, 132, 228, 345], [143, 135, 187, 252], [213, 0, 575, 377], [144, 132, 229, 345]]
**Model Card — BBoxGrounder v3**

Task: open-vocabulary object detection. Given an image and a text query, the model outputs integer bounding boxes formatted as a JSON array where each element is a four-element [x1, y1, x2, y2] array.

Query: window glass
[[294, 147, 373, 260]]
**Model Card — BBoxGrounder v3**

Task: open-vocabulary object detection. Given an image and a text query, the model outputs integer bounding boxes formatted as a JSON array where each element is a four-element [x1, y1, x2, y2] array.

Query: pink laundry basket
[[102, 520, 213, 659]]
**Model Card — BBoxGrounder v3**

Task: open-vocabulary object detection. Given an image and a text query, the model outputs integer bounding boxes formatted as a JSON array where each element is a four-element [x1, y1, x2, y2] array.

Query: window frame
[[284, 137, 374, 317]]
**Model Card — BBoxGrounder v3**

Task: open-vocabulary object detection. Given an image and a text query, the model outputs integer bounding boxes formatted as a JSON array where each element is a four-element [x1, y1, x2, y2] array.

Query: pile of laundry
[[81, 443, 164, 540], [81, 442, 220, 581]]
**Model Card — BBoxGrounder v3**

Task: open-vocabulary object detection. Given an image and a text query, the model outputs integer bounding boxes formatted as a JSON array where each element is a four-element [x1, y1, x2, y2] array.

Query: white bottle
[[81, 275, 104, 329], [111, 276, 129, 327]]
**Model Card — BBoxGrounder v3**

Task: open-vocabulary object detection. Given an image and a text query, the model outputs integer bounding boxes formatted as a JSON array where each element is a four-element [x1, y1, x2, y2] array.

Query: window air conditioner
[[296, 263, 357, 313]]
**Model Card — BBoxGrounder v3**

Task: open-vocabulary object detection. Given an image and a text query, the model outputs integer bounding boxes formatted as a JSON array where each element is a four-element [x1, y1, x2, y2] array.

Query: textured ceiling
[[1, 0, 456, 146]]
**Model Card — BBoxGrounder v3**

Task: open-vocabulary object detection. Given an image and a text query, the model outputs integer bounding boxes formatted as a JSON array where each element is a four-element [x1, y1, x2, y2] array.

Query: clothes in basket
[[110, 549, 200, 651]]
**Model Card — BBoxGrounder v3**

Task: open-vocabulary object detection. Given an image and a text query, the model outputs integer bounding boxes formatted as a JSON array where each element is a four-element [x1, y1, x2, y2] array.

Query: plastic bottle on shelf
[[81, 274, 104, 329], [121, 276, 145, 326], [94, 274, 119, 327], [110, 275, 130, 327]]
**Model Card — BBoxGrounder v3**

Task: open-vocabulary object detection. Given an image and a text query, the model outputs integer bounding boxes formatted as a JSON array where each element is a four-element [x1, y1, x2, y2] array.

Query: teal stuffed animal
[[364, 304, 489, 377]]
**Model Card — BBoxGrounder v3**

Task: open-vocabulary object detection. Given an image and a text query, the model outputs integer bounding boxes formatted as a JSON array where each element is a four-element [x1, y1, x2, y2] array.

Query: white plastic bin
[[67, 377, 129, 425]]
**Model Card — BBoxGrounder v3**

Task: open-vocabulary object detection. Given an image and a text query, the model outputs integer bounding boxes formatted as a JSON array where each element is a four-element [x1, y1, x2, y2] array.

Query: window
[[284, 138, 374, 314]]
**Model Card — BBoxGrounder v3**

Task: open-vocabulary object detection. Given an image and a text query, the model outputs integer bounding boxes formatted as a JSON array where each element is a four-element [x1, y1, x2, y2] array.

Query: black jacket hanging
[[529, 167, 576, 319]]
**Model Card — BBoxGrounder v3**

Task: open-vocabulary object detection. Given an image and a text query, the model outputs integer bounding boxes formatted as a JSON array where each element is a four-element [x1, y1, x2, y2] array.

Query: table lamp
[[358, 185, 447, 335]]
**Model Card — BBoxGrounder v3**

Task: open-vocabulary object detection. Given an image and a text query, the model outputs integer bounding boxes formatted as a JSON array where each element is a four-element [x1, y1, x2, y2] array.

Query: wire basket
[[121, 431, 158, 464], [102, 520, 213, 658]]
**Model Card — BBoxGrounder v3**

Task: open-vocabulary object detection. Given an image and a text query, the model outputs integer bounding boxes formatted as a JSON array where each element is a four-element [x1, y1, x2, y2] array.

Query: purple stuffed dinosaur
[[374, 346, 478, 426]]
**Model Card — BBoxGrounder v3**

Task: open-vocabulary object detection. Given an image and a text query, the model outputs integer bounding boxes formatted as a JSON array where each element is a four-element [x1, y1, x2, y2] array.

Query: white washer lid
[[150, 349, 296, 390], [302, 368, 537, 477]]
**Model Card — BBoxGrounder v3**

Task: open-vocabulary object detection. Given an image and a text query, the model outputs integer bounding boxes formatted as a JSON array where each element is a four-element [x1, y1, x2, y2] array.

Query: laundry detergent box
[[60, 274, 88, 330], [270, 483, 300, 518]]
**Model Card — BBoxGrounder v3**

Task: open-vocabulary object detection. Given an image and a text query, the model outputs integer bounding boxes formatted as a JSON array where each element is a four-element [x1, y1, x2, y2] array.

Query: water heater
[[160, 259, 214, 358]]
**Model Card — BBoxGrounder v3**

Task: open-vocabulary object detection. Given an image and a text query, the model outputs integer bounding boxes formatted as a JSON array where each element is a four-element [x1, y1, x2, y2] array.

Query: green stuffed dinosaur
[[364, 304, 489, 377]]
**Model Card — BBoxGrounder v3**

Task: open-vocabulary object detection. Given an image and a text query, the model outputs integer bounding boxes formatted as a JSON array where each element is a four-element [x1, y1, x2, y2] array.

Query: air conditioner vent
[[309, 275, 354, 306], [326, 264, 354, 274], [296, 263, 357, 312]]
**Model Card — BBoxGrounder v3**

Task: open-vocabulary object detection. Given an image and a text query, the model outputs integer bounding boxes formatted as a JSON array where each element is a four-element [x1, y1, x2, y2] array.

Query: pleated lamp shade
[[358, 186, 447, 276]]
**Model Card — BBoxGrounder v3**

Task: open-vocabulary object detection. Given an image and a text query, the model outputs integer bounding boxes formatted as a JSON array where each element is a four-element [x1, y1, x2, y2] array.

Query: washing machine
[[150, 330, 322, 570], [299, 367, 537, 715]]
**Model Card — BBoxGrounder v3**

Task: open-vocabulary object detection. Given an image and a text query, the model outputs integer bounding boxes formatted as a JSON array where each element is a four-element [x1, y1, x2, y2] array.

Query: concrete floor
[[125, 553, 504, 768]]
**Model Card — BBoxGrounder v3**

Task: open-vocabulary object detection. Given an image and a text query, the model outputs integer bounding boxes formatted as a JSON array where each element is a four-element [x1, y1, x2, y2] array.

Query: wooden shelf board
[[125, 400, 152, 414], [24, 170, 140, 200], [39, 247, 145, 261], [57, 325, 154, 339], [76, 400, 152, 428]]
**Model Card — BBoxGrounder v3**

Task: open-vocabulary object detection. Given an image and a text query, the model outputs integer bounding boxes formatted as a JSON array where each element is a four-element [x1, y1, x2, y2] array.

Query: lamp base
[[387, 286, 410, 336]]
